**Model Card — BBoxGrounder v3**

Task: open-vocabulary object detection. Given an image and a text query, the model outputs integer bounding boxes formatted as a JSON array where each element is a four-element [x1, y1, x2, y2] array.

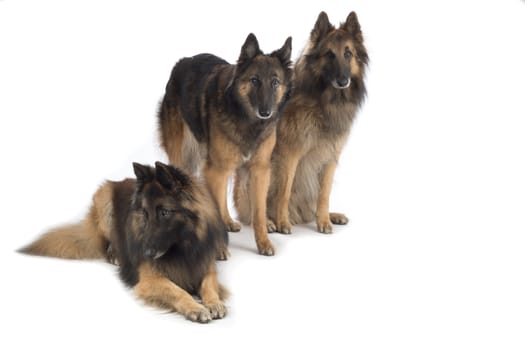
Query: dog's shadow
[[226, 227, 263, 255], [226, 223, 333, 256]]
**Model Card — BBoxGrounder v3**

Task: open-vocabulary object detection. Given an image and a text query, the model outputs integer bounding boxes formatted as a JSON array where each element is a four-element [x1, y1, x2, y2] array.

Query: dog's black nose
[[336, 77, 349, 87], [259, 110, 271, 117]]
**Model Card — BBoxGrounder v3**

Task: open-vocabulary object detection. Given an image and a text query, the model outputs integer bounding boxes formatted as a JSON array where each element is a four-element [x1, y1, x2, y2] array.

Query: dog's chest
[[319, 102, 355, 135], [241, 152, 253, 163], [234, 120, 276, 160], [155, 256, 209, 293]]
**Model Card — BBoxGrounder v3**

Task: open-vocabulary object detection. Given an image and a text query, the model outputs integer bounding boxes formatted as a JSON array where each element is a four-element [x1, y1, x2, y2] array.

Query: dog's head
[[230, 33, 292, 121], [302, 11, 368, 90], [129, 162, 205, 260]]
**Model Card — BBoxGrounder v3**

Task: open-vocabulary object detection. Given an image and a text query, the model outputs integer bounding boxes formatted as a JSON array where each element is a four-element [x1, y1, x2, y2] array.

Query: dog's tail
[[18, 182, 114, 260], [18, 219, 107, 260], [233, 166, 252, 225]]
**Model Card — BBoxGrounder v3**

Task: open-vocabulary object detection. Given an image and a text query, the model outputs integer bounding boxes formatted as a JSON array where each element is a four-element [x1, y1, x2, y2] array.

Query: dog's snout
[[336, 77, 349, 87], [258, 109, 271, 118]]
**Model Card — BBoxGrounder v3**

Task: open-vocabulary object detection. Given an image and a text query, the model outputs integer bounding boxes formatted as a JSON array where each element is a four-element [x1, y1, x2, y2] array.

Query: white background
[[1, 0, 524, 349]]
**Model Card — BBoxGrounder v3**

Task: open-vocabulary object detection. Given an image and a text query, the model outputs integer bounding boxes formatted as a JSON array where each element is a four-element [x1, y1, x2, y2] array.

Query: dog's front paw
[[266, 219, 277, 233], [256, 239, 275, 256], [316, 217, 333, 234], [330, 212, 349, 225], [275, 220, 292, 234], [105, 244, 119, 265], [183, 304, 212, 323], [216, 246, 230, 261], [205, 301, 227, 320], [225, 219, 241, 232]]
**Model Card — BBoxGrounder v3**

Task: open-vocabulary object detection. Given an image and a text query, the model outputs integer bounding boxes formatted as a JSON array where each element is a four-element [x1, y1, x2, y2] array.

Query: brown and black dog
[[235, 11, 368, 234], [19, 162, 228, 323], [158, 34, 292, 255]]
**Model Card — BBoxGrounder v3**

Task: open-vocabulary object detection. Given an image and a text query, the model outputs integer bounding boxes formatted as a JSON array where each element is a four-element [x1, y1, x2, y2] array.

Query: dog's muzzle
[[256, 110, 273, 120], [332, 77, 351, 89]]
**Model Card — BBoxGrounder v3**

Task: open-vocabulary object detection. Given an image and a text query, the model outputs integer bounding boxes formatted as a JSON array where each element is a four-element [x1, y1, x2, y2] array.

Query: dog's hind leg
[[233, 166, 251, 225], [205, 129, 242, 232], [204, 162, 240, 232], [159, 103, 185, 168]]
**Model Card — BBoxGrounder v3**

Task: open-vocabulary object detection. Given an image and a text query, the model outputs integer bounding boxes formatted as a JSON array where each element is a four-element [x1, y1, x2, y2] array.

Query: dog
[[19, 162, 229, 323], [158, 33, 292, 255], [235, 11, 368, 234]]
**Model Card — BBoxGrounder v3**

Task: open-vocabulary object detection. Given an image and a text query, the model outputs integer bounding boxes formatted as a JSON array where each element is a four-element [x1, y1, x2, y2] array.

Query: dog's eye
[[344, 50, 353, 60], [159, 208, 171, 218], [326, 51, 336, 59], [271, 78, 280, 88], [250, 77, 260, 86]]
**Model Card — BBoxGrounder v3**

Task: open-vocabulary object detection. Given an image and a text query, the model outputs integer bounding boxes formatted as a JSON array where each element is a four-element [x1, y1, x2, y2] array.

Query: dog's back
[[158, 54, 230, 173], [162, 54, 230, 142]]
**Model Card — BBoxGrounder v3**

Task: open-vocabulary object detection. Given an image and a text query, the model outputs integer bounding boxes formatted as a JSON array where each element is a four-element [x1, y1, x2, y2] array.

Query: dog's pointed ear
[[311, 11, 333, 43], [133, 163, 153, 183], [272, 36, 292, 67], [238, 33, 261, 64], [154, 161, 176, 190], [342, 11, 363, 43]]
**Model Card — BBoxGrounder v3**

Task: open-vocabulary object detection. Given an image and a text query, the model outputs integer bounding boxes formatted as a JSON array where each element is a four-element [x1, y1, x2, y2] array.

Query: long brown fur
[[19, 162, 229, 323], [19, 183, 114, 259], [235, 11, 368, 234]]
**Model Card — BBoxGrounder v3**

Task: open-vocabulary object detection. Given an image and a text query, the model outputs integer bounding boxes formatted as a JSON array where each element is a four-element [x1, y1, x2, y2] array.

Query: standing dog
[[19, 162, 229, 323], [158, 34, 292, 255], [235, 11, 368, 234]]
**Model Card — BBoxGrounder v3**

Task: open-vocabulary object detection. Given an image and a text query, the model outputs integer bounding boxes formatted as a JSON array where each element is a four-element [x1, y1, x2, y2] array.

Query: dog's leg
[[215, 242, 230, 261], [160, 106, 185, 167], [316, 161, 348, 233], [273, 152, 301, 234], [233, 166, 251, 224], [134, 263, 212, 323], [204, 163, 240, 232], [248, 131, 276, 255], [199, 264, 227, 319]]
